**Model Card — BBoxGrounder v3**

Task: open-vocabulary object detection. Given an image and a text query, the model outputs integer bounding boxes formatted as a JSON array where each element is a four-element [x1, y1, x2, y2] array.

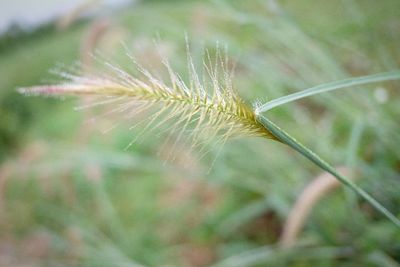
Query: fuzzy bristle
[[18, 52, 275, 149]]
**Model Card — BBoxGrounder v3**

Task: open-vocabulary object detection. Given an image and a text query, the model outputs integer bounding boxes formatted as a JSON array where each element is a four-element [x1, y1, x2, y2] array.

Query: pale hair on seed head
[[18, 45, 275, 151]]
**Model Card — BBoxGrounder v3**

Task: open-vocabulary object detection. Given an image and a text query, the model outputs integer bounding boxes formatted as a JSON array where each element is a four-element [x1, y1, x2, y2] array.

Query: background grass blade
[[257, 115, 400, 228], [256, 71, 400, 113]]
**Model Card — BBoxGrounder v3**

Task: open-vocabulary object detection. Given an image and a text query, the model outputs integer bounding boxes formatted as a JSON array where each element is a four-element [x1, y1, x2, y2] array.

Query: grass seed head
[[18, 48, 276, 150]]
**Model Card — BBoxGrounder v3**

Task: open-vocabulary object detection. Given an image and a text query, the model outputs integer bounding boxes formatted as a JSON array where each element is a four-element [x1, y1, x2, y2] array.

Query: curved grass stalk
[[280, 166, 353, 248], [257, 115, 400, 228], [255, 70, 400, 113]]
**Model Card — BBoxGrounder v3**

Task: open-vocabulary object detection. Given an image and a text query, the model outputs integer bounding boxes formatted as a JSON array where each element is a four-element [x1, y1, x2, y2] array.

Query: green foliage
[[1, 0, 400, 266]]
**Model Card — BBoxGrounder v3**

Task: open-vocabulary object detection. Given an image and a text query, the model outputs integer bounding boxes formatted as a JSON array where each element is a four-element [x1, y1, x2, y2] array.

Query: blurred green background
[[0, 0, 400, 266]]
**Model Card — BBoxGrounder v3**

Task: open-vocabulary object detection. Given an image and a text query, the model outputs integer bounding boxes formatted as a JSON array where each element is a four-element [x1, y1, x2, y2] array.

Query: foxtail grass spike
[[18, 54, 275, 146]]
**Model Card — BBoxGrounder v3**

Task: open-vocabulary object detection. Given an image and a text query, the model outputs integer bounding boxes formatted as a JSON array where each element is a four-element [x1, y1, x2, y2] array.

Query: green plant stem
[[257, 114, 400, 228]]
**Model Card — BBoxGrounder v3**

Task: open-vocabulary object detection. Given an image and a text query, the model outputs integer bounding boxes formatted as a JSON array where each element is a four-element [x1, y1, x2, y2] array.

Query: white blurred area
[[0, 0, 133, 33]]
